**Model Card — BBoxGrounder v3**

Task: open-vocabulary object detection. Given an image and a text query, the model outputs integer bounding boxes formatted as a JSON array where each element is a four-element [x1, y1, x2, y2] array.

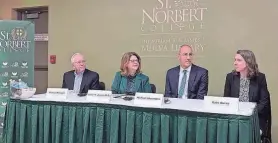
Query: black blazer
[[62, 69, 100, 93], [224, 72, 271, 140], [164, 64, 209, 99]]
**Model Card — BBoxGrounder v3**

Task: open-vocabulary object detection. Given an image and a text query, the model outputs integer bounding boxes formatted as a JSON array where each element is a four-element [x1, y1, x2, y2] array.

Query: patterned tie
[[178, 70, 187, 98]]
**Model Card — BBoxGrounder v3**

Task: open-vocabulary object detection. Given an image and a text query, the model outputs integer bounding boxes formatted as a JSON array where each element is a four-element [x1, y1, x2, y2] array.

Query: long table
[[3, 94, 261, 143]]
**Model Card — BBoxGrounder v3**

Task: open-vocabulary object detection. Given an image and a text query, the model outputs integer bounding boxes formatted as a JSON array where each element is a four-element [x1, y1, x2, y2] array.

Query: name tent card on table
[[46, 88, 68, 100], [204, 96, 239, 112], [134, 92, 164, 107], [86, 90, 112, 103]]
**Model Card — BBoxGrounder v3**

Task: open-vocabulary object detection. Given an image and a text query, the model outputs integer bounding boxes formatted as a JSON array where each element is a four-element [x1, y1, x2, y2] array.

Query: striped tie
[[178, 70, 187, 98]]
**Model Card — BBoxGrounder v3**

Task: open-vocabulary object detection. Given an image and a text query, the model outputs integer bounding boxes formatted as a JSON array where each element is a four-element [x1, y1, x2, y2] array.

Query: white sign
[[46, 88, 68, 100], [134, 92, 164, 107], [35, 33, 48, 41], [86, 90, 112, 103], [204, 96, 239, 113]]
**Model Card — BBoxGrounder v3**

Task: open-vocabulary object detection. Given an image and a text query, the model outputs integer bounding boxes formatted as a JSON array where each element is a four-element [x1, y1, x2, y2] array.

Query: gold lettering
[[142, 9, 154, 24], [156, 0, 164, 9], [155, 11, 167, 23], [142, 8, 208, 24]]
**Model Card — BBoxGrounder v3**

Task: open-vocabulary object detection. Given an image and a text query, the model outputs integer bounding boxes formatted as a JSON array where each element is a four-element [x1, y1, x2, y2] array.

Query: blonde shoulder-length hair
[[120, 52, 141, 76]]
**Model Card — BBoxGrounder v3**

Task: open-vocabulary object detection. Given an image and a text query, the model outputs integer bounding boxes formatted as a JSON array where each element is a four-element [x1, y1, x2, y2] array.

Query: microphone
[[125, 91, 135, 96]]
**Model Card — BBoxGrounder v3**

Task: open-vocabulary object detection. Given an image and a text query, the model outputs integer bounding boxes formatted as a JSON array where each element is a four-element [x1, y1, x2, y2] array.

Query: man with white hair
[[62, 53, 100, 93]]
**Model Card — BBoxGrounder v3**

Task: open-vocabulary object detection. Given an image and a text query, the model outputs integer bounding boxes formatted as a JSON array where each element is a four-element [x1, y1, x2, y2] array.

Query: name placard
[[46, 88, 68, 100], [134, 92, 164, 107], [204, 96, 239, 112], [86, 90, 112, 103]]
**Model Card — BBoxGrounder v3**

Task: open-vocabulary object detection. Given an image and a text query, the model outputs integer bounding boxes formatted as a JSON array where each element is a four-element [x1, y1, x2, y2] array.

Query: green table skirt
[[3, 99, 261, 143]]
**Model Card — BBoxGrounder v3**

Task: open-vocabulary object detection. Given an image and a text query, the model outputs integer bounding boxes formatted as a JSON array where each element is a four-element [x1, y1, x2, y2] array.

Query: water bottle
[[18, 79, 28, 89]]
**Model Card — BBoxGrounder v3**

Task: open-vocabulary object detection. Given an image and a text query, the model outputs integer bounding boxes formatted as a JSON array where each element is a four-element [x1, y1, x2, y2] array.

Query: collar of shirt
[[74, 71, 84, 76], [179, 65, 192, 74]]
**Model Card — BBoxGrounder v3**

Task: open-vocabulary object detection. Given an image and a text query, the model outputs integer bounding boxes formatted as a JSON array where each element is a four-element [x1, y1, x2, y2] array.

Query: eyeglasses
[[180, 53, 193, 56], [129, 59, 139, 63], [74, 60, 86, 64]]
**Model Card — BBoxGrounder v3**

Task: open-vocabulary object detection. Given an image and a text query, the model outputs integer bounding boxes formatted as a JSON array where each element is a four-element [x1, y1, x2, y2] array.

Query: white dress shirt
[[73, 71, 84, 93]]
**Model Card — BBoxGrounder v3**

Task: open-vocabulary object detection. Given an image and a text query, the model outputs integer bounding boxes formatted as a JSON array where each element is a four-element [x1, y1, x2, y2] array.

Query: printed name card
[[86, 90, 112, 103], [204, 96, 239, 112], [46, 88, 68, 100], [134, 92, 164, 107]]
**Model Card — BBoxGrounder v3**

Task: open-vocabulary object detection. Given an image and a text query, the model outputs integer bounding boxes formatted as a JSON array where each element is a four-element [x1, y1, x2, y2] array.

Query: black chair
[[261, 104, 272, 143], [150, 84, 156, 93], [99, 82, 105, 90], [261, 119, 272, 143]]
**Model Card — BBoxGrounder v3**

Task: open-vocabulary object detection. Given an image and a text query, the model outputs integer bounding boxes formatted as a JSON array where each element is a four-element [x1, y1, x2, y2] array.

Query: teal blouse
[[111, 71, 152, 94]]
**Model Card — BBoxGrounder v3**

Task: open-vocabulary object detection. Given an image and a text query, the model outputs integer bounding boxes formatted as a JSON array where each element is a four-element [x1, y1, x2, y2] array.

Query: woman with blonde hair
[[224, 50, 271, 142], [111, 52, 152, 94]]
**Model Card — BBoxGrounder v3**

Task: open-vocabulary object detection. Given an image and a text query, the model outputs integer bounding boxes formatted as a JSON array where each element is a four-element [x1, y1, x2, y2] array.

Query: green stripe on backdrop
[[0, 20, 34, 142]]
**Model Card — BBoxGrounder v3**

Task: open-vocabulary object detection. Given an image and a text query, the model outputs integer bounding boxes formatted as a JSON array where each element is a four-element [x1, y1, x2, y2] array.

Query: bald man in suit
[[164, 45, 209, 99]]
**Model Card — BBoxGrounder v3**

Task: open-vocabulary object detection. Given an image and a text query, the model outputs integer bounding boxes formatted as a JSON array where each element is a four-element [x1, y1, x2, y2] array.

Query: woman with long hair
[[224, 50, 272, 142]]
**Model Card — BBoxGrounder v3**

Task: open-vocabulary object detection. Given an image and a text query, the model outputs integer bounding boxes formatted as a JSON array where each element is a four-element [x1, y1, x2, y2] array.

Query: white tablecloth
[[22, 94, 256, 116]]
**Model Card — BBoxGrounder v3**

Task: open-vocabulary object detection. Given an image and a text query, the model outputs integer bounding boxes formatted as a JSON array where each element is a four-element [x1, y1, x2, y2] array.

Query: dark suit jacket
[[164, 64, 209, 99], [224, 72, 271, 141], [111, 71, 152, 94], [62, 69, 100, 93]]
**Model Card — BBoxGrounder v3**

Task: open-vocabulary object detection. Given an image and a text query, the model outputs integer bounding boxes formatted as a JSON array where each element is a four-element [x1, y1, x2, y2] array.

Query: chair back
[[150, 84, 156, 93], [261, 105, 272, 143], [99, 82, 105, 90]]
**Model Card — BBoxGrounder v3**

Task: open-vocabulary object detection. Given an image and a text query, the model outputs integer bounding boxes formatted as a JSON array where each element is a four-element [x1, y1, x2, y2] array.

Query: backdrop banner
[[0, 20, 34, 139]]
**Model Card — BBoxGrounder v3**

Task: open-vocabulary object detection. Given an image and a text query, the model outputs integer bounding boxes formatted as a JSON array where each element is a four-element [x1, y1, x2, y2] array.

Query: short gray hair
[[71, 53, 83, 64]]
